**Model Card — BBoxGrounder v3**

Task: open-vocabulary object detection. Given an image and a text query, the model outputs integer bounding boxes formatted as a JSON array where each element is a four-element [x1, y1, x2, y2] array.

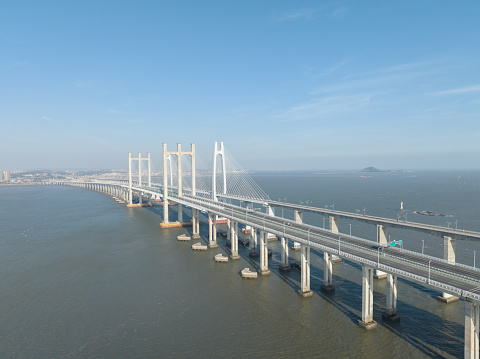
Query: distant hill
[[361, 167, 390, 173]]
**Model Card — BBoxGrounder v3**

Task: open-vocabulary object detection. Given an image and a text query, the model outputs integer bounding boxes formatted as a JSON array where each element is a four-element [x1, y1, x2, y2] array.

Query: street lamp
[[323, 218, 325, 229], [349, 224, 352, 236], [422, 240, 424, 255], [428, 260, 432, 284]]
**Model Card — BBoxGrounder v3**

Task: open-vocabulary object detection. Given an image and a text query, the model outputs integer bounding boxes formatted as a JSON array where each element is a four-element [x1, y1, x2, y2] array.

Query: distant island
[[361, 167, 390, 173]]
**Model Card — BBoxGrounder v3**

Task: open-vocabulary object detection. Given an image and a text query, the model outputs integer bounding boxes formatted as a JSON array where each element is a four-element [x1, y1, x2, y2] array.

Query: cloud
[[432, 85, 480, 95], [275, 93, 374, 122], [306, 59, 349, 79], [275, 9, 314, 22], [332, 6, 347, 18]]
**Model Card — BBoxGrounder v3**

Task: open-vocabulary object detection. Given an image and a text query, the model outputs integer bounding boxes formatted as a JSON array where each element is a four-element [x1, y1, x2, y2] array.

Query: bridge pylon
[[160, 143, 196, 228], [127, 152, 151, 208]]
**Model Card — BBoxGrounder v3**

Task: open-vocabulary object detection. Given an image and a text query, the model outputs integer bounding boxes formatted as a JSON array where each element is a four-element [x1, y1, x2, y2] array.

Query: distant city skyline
[[1, 1, 479, 171]]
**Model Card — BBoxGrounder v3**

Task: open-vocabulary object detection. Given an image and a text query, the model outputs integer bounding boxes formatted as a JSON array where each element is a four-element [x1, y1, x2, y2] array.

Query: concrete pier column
[[382, 273, 400, 322], [249, 228, 259, 258], [465, 299, 480, 359], [227, 219, 231, 240], [192, 209, 201, 239], [230, 221, 239, 260], [298, 244, 313, 297], [329, 216, 342, 263], [195, 209, 200, 236], [279, 237, 290, 272], [321, 252, 335, 292], [294, 210, 303, 224], [358, 265, 377, 330], [438, 236, 459, 303], [258, 230, 270, 275], [192, 209, 197, 235], [208, 213, 218, 248], [178, 204, 183, 223], [374, 225, 387, 279]]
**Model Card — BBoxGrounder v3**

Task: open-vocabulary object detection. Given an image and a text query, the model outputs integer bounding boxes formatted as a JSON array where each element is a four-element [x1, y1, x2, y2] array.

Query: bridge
[[53, 142, 480, 358]]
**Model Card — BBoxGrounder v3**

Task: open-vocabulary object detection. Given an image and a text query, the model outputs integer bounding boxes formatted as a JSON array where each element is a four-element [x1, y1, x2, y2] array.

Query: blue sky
[[1, 1, 479, 171]]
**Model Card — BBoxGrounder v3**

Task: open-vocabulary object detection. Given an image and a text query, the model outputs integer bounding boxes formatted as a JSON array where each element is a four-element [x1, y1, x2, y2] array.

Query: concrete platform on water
[[127, 203, 153, 208], [214, 254, 228, 262], [160, 221, 193, 228], [382, 312, 401, 322], [258, 269, 271, 276], [241, 268, 257, 279], [298, 290, 313, 298], [437, 295, 459, 303], [321, 284, 335, 293], [358, 320, 377, 330], [177, 234, 191, 241], [192, 242, 208, 251]]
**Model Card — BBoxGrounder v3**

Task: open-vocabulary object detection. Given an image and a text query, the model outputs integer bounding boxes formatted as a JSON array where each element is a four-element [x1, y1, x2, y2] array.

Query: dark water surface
[[1, 170, 480, 358]]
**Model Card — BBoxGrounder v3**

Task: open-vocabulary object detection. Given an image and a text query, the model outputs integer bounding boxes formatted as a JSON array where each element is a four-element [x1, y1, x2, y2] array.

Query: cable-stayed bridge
[[52, 142, 480, 358]]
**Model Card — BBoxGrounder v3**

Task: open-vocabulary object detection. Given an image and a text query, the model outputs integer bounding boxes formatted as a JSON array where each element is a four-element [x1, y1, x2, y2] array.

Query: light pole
[[349, 223, 352, 236], [422, 240, 424, 255], [377, 247, 380, 266], [307, 228, 311, 245], [338, 236, 341, 255], [323, 217, 325, 229], [475, 251, 476, 268], [428, 260, 432, 284]]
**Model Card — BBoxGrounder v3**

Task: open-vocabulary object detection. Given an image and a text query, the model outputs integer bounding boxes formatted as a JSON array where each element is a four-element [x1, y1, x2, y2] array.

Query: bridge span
[[52, 142, 480, 358]]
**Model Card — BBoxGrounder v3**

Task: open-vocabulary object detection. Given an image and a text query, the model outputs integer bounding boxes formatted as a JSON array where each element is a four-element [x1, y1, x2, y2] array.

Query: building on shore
[[0, 171, 10, 182]]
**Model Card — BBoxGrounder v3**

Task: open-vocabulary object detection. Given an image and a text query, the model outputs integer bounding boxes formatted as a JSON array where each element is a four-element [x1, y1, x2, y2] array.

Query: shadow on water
[[249, 242, 464, 358], [149, 208, 464, 358]]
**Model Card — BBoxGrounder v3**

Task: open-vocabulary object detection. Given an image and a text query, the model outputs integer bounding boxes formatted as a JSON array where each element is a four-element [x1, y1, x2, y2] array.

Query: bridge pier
[[230, 221, 239, 260], [279, 236, 290, 272], [258, 230, 270, 275], [374, 225, 388, 279], [208, 213, 218, 248], [438, 236, 459, 303], [358, 265, 377, 330], [321, 252, 335, 292], [382, 273, 400, 322], [329, 216, 342, 263], [192, 209, 201, 239], [294, 210, 302, 223], [465, 299, 480, 359], [178, 204, 183, 223], [292, 210, 302, 249], [227, 219, 231, 240], [249, 227, 259, 258], [298, 244, 313, 297]]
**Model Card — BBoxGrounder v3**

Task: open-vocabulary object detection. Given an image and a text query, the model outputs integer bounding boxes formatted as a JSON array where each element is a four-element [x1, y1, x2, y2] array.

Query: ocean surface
[[1, 170, 480, 358]]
